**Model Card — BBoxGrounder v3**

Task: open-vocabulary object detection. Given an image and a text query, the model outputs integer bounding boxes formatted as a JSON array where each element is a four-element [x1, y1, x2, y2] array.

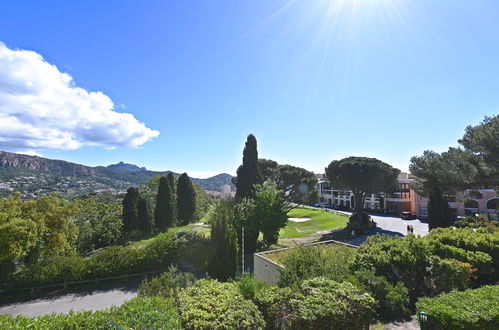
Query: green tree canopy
[[409, 116, 499, 228], [0, 194, 78, 266], [326, 157, 399, 228], [258, 159, 319, 205], [73, 198, 123, 253], [0, 217, 38, 263], [258, 158, 279, 182], [459, 115, 499, 189], [251, 184, 289, 245]]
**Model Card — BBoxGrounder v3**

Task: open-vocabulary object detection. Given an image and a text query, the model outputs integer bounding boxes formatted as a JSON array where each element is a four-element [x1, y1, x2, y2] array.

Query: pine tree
[[177, 173, 196, 225], [235, 134, 263, 200], [122, 187, 140, 232], [137, 195, 154, 235], [154, 176, 175, 232]]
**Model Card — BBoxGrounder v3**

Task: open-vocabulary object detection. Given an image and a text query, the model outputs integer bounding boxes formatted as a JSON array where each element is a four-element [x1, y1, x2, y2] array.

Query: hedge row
[[4, 231, 207, 289], [416, 285, 499, 330], [0, 297, 182, 329]]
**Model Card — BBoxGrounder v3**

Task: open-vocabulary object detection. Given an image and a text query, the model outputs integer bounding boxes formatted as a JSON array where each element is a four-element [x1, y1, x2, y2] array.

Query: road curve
[[0, 282, 139, 317]]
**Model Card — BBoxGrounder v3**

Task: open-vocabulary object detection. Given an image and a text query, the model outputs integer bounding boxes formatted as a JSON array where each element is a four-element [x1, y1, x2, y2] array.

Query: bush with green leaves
[[0, 296, 182, 329], [353, 269, 411, 322], [138, 265, 195, 299], [427, 227, 498, 283], [351, 230, 497, 301], [237, 274, 266, 300], [416, 285, 499, 330], [177, 279, 266, 329], [425, 256, 472, 294], [176, 230, 210, 273], [278, 243, 356, 288], [4, 231, 186, 288], [255, 277, 375, 330], [454, 215, 499, 233]]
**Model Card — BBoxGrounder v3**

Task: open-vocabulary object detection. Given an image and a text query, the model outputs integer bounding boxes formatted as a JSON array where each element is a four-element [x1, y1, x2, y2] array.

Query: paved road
[[348, 213, 429, 246], [0, 282, 139, 317]]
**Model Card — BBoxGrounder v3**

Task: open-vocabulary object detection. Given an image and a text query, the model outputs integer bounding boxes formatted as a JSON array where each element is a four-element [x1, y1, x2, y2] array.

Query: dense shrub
[[278, 243, 356, 287], [176, 231, 210, 273], [454, 215, 499, 233], [416, 285, 499, 330], [144, 231, 181, 266], [427, 227, 498, 282], [425, 256, 472, 294], [351, 230, 497, 301], [0, 296, 182, 329], [237, 274, 266, 300], [255, 277, 375, 330], [178, 279, 266, 329], [428, 240, 492, 282], [353, 269, 411, 321], [4, 231, 186, 288], [138, 265, 195, 299], [106, 296, 182, 329]]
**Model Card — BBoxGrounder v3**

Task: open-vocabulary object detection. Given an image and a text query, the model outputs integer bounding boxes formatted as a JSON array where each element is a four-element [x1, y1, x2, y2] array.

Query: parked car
[[401, 212, 417, 220], [323, 203, 335, 209], [314, 202, 327, 207]]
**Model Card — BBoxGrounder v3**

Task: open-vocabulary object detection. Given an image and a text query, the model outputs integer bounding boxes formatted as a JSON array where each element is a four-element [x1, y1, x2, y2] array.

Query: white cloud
[[0, 42, 159, 152]]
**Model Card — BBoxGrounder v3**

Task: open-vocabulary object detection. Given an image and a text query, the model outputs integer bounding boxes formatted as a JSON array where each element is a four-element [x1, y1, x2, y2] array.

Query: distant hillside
[[0, 151, 234, 199], [107, 162, 147, 173]]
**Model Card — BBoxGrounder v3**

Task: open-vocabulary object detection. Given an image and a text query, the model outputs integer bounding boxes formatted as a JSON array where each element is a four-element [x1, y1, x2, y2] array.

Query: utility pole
[[241, 226, 245, 274]]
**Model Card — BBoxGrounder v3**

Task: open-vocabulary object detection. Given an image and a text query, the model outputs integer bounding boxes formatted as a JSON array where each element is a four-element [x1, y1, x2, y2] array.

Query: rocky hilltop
[[0, 151, 96, 175]]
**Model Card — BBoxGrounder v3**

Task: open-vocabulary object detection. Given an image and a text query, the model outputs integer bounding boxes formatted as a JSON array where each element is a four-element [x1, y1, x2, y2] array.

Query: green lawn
[[279, 207, 348, 239], [265, 242, 355, 265]]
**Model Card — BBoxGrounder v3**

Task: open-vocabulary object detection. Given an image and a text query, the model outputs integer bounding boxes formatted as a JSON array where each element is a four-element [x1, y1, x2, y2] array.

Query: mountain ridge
[[0, 150, 234, 198]]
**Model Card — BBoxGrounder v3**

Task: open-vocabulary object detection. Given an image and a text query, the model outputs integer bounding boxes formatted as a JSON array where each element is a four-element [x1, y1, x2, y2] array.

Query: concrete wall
[[254, 240, 358, 286], [253, 251, 285, 286]]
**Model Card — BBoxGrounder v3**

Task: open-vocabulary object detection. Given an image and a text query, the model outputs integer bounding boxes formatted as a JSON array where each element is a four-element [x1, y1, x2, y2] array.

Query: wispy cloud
[[0, 42, 159, 152]]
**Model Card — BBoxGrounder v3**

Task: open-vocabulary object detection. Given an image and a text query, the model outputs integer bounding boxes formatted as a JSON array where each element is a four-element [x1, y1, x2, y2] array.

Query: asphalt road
[[0, 282, 139, 317], [348, 213, 429, 246]]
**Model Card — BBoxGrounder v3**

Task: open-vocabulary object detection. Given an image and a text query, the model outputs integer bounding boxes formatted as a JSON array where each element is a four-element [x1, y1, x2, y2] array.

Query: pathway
[[0, 282, 139, 317]]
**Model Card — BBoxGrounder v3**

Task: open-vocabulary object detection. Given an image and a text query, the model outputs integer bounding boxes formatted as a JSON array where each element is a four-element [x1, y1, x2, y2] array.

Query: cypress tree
[[122, 187, 140, 232], [207, 201, 238, 281], [234, 134, 262, 254], [428, 185, 452, 229], [177, 173, 196, 225], [138, 195, 154, 235], [167, 173, 178, 225], [154, 176, 175, 232], [235, 134, 262, 200]]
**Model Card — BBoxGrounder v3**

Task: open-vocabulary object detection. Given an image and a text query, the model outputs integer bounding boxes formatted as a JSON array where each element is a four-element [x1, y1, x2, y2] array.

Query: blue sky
[[0, 0, 498, 178]]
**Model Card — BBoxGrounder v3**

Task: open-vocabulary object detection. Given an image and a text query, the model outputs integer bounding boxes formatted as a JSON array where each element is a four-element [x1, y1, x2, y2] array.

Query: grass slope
[[280, 208, 348, 239]]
